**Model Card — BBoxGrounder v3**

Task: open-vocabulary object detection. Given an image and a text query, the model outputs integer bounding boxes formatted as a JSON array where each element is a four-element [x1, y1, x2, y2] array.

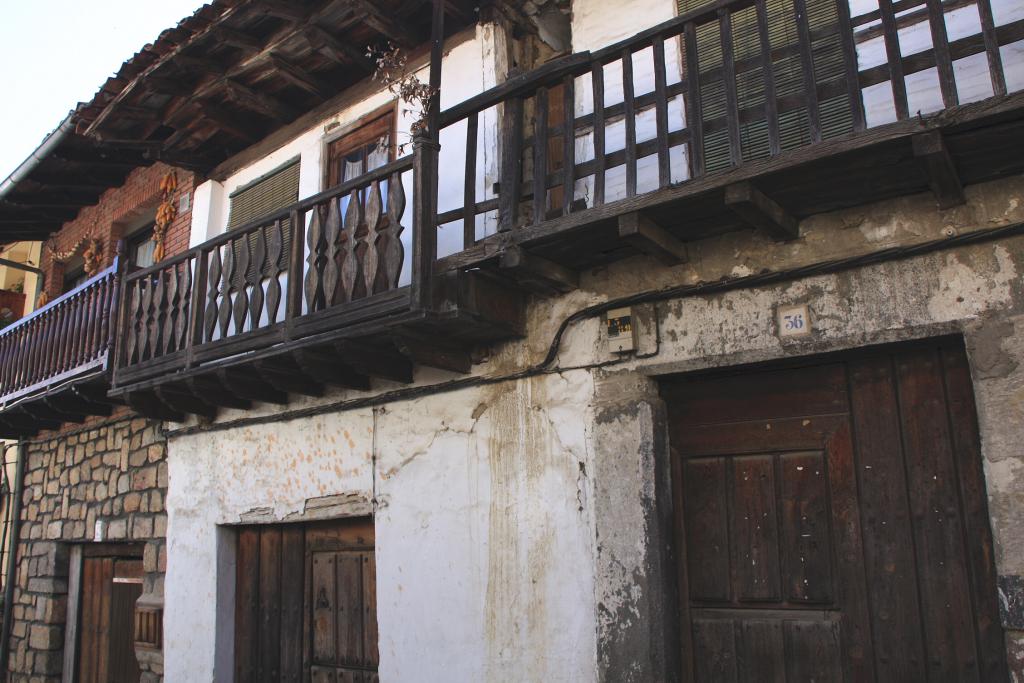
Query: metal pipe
[[0, 440, 26, 675], [0, 257, 43, 277]]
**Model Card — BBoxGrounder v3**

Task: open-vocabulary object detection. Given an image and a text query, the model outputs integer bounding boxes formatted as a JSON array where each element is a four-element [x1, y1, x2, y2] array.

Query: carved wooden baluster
[[233, 235, 250, 333], [363, 180, 384, 296], [138, 279, 152, 362], [304, 205, 325, 312], [340, 189, 363, 302], [175, 260, 191, 351], [322, 199, 342, 307], [206, 248, 222, 342], [163, 266, 179, 355], [383, 171, 406, 289], [266, 220, 283, 324], [150, 272, 165, 360], [249, 227, 267, 330], [126, 281, 140, 364], [218, 242, 235, 338]]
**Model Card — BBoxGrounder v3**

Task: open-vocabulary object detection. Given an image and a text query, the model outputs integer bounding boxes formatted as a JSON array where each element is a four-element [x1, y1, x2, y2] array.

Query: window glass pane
[[132, 237, 157, 269], [366, 133, 390, 171]]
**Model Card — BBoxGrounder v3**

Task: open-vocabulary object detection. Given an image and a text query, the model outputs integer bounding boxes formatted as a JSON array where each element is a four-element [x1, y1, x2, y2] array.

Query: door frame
[[658, 334, 1007, 681], [62, 542, 145, 683]]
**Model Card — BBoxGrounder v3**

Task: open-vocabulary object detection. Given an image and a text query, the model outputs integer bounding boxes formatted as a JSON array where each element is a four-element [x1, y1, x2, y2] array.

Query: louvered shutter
[[679, 0, 853, 173], [226, 160, 300, 281]]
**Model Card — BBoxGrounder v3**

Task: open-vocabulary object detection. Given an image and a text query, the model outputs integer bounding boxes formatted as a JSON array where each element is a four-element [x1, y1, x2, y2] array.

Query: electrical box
[[606, 307, 636, 353]]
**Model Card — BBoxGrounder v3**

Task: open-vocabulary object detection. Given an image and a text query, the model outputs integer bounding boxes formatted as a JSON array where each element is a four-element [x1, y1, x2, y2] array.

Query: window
[[62, 257, 88, 294], [233, 518, 378, 681], [325, 110, 395, 188], [127, 222, 157, 269], [227, 159, 301, 229]]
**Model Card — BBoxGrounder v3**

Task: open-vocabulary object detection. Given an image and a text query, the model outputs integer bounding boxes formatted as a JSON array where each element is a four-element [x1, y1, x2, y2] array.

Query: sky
[[0, 0, 209, 181]]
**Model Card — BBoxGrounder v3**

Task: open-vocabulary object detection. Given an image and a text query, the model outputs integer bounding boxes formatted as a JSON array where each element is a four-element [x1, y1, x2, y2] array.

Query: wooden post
[[108, 240, 128, 378], [426, 0, 445, 141], [411, 135, 440, 311]]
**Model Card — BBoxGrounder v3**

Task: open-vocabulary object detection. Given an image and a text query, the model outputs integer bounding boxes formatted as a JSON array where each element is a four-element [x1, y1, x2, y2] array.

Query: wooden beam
[[291, 348, 370, 390], [352, 0, 421, 47], [21, 402, 83, 425], [44, 392, 112, 418], [617, 212, 688, 265], [253, 357, 325, 398], [215, 26, 263, 52], [396, 334, 473, 374], [185, 375, 252, 410], [124, 390, 184, 422], [223, 78, 298, 123], [175, 54, 226, 76], [912, 131, 965, 209], [304, 25, 376, 72], [333, 342, 414, 384], [215, 367, 288, 404], [146, 76, 197, 98], [499, 245, 578, 295], [724, 181, 799, 241], [257, 0, 308, 23], [155, 385, 217, 420], [268, 54, 329, 99]]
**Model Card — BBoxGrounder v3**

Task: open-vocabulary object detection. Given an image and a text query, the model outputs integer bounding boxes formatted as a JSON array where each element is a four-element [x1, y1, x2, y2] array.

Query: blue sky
[[0, 1, 208, 181]]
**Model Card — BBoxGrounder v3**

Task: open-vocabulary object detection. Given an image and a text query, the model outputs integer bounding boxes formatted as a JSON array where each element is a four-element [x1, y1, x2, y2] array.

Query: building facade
[[1, 0, 1023, 680]]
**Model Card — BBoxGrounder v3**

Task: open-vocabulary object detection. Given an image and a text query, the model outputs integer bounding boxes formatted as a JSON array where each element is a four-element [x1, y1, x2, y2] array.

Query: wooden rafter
[[304, 24, 376, 72]]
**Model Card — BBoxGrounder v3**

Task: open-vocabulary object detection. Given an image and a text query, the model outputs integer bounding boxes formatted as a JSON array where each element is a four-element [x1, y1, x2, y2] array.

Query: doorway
[[662, 339, 1007, 681]]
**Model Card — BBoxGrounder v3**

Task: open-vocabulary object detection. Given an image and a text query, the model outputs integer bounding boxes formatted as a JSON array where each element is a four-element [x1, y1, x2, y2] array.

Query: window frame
[[320, 102, 398, 191]]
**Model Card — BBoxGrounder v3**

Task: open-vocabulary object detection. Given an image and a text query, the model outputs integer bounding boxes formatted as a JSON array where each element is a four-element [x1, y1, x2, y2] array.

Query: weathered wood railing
[[114, 155, 417, 385], [0, 262, 120, 407], [435, 0, 1022, 243]]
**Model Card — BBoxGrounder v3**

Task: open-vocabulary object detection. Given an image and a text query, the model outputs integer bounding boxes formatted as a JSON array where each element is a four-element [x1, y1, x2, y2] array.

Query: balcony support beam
[[913, 131, 965, 209], [725, 181, 799, 242], [292, 348, 370, 391], [124, 390, 185, 422], [215, 367, 288, 405], [618, 212, 689, 266], [499, 245, 578, 295], [156, 385, 218, 421], [254, 358, 325, 398], [396, 334, 473, 374], [185, 376, 252, 411], [333, 342, 414, 385]]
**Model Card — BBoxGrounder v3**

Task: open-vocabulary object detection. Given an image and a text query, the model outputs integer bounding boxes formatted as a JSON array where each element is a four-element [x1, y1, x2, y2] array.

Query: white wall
[[164, 374, 598, 682]]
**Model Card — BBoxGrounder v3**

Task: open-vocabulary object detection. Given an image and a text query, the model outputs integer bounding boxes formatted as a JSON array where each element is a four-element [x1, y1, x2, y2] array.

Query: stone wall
[[6, 416, 167, 683]]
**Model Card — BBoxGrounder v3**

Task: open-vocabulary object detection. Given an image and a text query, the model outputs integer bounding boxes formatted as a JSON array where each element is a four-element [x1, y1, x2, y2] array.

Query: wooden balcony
[[5, 0, 1024, 425], [108, 150, 522, 420], [435, 0, 1024, 276], [0, 263, 122, 437]]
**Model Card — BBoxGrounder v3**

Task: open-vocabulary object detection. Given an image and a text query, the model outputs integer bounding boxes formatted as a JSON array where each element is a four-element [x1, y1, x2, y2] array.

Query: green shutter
[[227, 160, 301, 228], [678, 0, 853, 173], [226, 160, 300, 281]]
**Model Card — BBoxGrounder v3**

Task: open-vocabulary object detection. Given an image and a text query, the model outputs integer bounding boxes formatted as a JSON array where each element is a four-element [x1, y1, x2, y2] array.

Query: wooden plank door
[[234, 518, 376, 683], [664, 340, 1007, 682], [77, 553, 143, 683]]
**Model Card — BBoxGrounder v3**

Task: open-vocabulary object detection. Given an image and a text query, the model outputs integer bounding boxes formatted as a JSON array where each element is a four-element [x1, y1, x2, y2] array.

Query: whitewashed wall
[[163, 373, 598, 683]]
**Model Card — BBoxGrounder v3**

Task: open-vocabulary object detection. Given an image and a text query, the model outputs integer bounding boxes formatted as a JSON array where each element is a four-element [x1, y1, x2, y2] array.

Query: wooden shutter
[[227, 161, 301, 229], [226, 160, 300, 283], [678, 0, 853, 172]]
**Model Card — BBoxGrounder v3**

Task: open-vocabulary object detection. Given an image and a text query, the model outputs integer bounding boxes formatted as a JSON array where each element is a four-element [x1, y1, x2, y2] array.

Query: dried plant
[[368, 43, 437, 152]]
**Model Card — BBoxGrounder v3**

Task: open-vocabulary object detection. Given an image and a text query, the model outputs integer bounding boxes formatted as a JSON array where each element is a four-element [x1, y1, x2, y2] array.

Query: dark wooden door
[[235, 518, 377, 683], [77, 554, 143, 683], [664, 340, 1007, 682]]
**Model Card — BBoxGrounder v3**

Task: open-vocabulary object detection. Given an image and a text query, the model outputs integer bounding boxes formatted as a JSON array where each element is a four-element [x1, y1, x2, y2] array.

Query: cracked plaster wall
[[164, 373, 597, 682]]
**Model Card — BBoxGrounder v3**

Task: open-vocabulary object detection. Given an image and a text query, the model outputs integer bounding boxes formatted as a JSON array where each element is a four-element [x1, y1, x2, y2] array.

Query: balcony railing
[[0, 261, 120, 409], [113, 156, 419, 387], [433, 0, 1023, 269]]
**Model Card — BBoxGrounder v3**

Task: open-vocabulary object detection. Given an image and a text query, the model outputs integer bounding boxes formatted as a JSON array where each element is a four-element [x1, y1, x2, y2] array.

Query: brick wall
[[42, 163, 198, 301], [6, 417, 167, 683]]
